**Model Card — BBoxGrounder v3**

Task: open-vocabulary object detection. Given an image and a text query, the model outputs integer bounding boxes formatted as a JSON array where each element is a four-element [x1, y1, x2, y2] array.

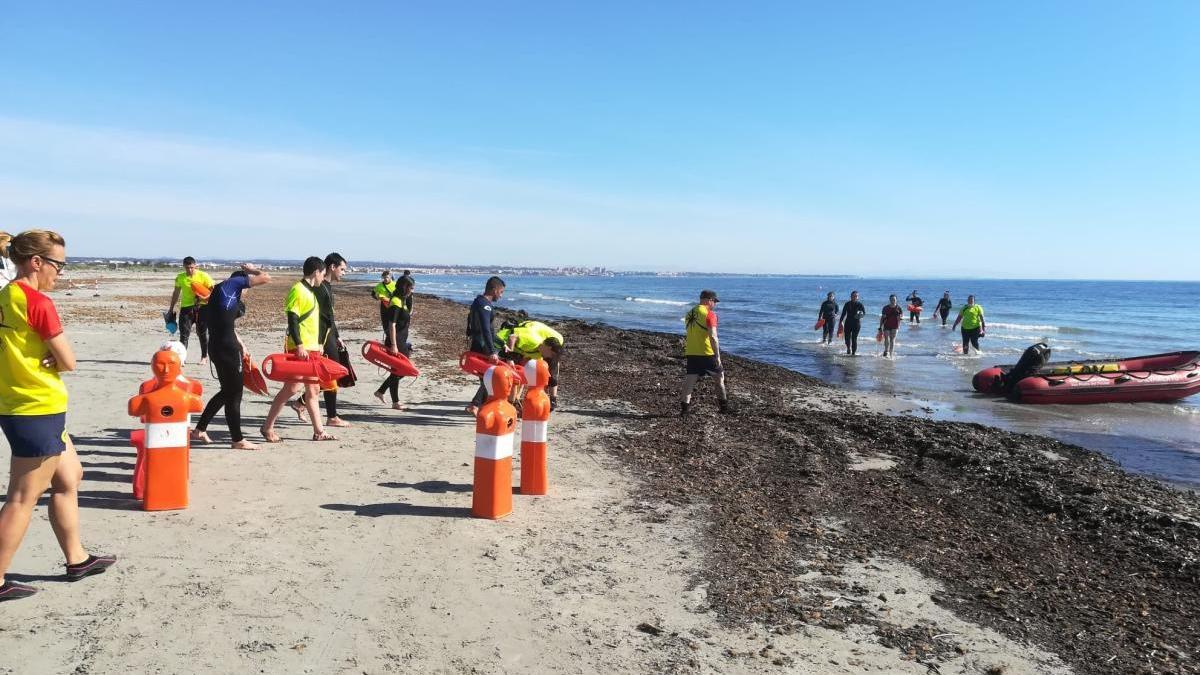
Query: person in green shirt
[[165, 256, 215, 366], [260, 256, 333, 443], [951, 294, 986, 355], [496, 319, 565, 409], [371, 270, 396, 336]]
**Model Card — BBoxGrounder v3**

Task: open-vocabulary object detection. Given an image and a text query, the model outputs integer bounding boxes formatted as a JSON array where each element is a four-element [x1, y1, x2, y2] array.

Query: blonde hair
[[1, 229, 66, 264]]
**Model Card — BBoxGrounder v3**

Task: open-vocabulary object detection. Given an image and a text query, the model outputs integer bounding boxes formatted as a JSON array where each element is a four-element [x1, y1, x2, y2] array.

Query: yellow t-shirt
[[175, 270, 215, 308], [374, 280, 396, 305], [284, 281, 320, 351], [0, 281, 69, 415], [960, 304, 985, 330], [683, 304, 718, 357], [497, 321, 564, 359]]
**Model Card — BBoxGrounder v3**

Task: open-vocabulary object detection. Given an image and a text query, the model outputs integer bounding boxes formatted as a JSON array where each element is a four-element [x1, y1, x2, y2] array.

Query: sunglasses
[[39, 255, 67, 273]]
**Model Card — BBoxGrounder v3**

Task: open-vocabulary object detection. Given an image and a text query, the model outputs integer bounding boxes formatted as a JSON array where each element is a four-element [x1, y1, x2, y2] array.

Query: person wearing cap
[[680, 290, 732, 416], [935, 291, 953, 326], [904, 289, 923, 324]]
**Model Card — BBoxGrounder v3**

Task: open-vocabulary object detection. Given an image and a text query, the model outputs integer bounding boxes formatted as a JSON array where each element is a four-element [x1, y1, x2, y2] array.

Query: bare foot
[[312, 431, 337, 442], [232, 440, 261, 451], [326, 417, 351, 427], [373, 391, 387, 405], [259, 426, 282, 443], [190, 430, 212, 444], [287, 399, 308, 421], [391, 403, 405, 411], [199, 357, 208, 367], [465, 405, 478, 416]]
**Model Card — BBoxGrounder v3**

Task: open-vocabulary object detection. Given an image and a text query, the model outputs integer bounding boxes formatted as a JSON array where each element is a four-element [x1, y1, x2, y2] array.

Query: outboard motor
[[1002, 343, 1051, 396]]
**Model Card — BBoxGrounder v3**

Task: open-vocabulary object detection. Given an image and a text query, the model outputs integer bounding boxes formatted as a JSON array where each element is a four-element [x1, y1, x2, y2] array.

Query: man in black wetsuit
[[192, 264, 271, 450], [465, 276, 505, 416], [905, 290, 923, 323], [818, 292, 838, 344], [935, 291, 952, 326], [839, 290, 866, 356]]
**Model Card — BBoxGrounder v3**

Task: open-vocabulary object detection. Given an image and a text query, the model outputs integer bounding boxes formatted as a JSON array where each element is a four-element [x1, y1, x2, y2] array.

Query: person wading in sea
[[838, 290, 866, 356], [680, 290, 733, 416], [818, 292, 838, 344], [952, 294, 986, 355]]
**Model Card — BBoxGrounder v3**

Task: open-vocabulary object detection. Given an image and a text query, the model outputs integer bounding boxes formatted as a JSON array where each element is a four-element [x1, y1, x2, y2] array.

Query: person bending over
[[192, 264, 271, 450], [497, 319, 565, 410]]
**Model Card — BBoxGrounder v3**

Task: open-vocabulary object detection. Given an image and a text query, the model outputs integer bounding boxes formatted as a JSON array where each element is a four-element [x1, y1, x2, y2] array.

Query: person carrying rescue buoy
[[260, 257, 334, 443], [496, 319, 565, 410], [838, 290, 866, 356], [0, 229, 116, 603], [818, 292, 838, 344], [374, 275, 415, 410], [291, 253, 350, 428], [935, 291, 952, 326], [952, 294, 986, 355], [680, 290, 732, 416], [905, 289, 923, 324], [372, 270, 395, 336], [166, 256, 214, 366], [879, 294, 904, 358], [192, 264, 271, 450], [465, 276, 505, 416]]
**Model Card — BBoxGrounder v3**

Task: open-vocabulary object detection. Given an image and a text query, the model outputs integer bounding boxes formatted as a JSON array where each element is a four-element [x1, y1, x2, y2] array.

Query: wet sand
[[0, 270, 1194, 674]]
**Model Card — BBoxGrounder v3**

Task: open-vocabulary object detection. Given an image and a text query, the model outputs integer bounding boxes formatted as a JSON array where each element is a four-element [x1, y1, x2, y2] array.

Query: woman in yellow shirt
[[0, 230, 115, 603]]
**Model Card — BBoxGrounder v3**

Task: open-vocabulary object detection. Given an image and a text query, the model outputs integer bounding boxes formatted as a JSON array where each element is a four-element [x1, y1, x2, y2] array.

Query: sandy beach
[[1, 270, 1195, 674]]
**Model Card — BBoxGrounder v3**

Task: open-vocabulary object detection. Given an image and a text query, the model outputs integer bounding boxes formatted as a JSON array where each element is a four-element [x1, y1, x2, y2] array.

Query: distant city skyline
[[2, 3, 1197, 280]]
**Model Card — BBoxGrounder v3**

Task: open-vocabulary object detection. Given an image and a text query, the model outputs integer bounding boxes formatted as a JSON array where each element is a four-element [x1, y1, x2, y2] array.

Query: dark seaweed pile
[[399, 292, 1200, 673]]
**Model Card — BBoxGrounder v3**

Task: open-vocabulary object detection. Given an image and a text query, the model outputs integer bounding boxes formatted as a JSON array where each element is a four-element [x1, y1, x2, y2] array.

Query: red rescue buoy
[[241, 352, 270, 395], [459, 351, 526, 384], [907, 304, 922, 313], [362, 341, 420, 377], [813, 318, 824, 330], [260, 353, 348, 384]]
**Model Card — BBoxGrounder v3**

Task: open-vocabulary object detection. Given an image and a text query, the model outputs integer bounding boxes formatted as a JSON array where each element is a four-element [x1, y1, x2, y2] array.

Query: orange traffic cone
[[519, 360, 552, 495], [472, 366, 517, 519], [128, 349, 203, 511]]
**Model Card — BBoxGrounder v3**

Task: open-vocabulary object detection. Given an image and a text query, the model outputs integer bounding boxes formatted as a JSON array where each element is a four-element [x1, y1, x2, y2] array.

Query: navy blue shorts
[[685, 356, 723, 377], [0, 413, 68, 458]]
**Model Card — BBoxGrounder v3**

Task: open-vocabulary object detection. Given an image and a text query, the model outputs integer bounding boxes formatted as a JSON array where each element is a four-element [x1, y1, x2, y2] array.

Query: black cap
[[700, 289, 720, 302]]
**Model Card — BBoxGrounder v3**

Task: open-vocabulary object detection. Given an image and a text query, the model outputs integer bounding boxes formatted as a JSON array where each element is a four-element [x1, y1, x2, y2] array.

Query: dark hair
[[542, 337, 564, 358], [381, 270, 392, 279], [485, 276, 506, 293], [402, 269, 411, 276], [324, 252, 346, 268], [303, 256, 324, 276], [230, 270, 249, 279], [183, 256, 196, 266], [396, 275, 414, 292]]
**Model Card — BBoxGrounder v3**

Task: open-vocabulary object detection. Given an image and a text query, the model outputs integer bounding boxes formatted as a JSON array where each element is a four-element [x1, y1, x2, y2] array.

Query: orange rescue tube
[[260, 353, 348, 384], [875, 330, 884, 342], [907, 304, 922, 313], [813, 318, 825, 330], [241, 353, 270, 395], [191, 280, 212, 301], [836, 324, 844, 338], [362, 341, 420, 377], [459, 351, 526, 384]]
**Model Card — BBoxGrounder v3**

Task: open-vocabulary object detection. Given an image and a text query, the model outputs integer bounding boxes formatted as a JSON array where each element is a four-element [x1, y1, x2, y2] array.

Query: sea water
[[370, 273, 1200, 488]]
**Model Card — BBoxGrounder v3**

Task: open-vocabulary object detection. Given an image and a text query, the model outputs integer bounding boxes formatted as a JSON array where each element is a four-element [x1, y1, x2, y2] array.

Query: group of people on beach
[[817, 289, 986, 357]]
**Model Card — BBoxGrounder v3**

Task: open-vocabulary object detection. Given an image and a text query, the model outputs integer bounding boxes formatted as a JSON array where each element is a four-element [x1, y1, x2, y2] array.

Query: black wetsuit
[[819, 300, 838, 343], [195, 274, 250, 443], [840, 300, 866, 354], [905, 294, 923, 323], [314, 280, 340, 418], [467, 293, 498, 408], [936, 298, 952, 325], [375, 293, 412, 404]]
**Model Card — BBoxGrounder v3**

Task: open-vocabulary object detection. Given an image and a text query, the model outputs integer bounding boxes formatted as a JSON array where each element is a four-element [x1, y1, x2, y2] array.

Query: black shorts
[[685, 355, 723, 377], [1, 412, 68, 458]]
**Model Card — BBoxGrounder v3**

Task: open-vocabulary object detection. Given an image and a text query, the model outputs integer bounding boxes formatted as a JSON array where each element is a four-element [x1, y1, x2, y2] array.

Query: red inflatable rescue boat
[[362, 341, 420, 377], [459, 351, 526, 384], [260, 353, 348, 384], [974, 348, 1200, 404]]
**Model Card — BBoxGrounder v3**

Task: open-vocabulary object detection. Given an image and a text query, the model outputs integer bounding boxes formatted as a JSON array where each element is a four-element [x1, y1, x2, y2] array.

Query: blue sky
[[1, 2, 1196, 278]]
